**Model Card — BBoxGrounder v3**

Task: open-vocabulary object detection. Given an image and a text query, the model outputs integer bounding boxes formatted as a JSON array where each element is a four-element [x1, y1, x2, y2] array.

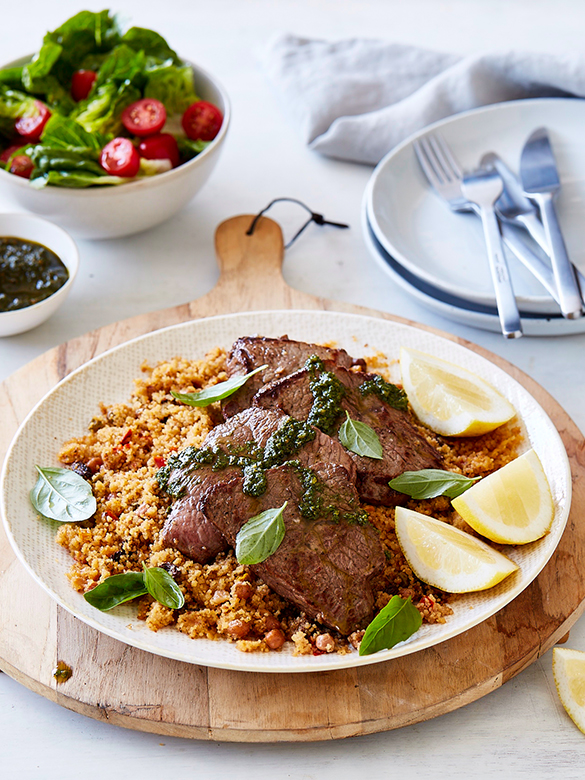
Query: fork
[[414, 134, 523, 338]]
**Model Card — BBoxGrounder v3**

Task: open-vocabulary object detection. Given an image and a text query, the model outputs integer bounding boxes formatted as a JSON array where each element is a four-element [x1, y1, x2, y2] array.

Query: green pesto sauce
[[0, 236, 69, 312], [305, 355, 346, 435], [156, 415, 366, 524], [157, 417, 315, 500], [359, 373, 408, 411]]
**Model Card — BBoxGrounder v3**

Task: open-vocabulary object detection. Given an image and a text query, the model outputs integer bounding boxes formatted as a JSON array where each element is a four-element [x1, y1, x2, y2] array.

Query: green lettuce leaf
[[0, 86, 37, 139], [0, 66, 25, 89], [46, 10, 122, 71], [72, 80, 141, 136], [139, 157, 172, 176], [122, 26, 180, 63], [22, 41, 62, 92], [29, 145, 103, 176], [30, 170, 128, 189], [175, 135, 209, 161], [144, 60, 198, 115], [95, 44, 146, 89], [20, 11, 122, 109], [40, 113, 108, 152]]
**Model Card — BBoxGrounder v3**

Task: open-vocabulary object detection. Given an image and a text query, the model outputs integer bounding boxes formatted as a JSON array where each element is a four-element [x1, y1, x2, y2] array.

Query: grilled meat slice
[[253, 360, 443, 506], [222, 335, 364, 418], [200, 464, 385, 635], [160, 406, 356, 562]]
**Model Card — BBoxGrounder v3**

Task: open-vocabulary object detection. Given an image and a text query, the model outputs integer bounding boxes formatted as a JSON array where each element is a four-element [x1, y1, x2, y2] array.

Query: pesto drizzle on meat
[[305, 355, 346, 435], [156, 415, 366, 524], [359, 373, 408, 411]]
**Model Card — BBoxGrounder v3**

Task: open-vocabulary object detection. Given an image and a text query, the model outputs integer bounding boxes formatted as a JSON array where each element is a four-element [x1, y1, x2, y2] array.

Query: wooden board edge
[[2, 295, 585, 742], [3, 593, 584, 743]]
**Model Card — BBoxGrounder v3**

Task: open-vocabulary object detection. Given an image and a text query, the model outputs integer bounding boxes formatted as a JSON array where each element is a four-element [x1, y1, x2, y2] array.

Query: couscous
[[55, 344, 522, 655]]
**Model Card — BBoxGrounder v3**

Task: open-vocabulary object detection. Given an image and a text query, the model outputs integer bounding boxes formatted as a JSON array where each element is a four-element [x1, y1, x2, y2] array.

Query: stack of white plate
[[362, 98, 585, 336]]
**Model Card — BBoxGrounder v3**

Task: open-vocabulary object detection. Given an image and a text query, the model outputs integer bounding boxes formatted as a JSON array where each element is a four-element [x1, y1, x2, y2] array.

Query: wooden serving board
[[1, 215, 584, 743]]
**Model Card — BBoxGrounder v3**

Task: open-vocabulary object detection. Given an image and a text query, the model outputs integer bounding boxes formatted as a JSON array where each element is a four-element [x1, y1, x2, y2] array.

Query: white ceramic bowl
[[0, 213, 79, 336], [0, 57, 230, 240]]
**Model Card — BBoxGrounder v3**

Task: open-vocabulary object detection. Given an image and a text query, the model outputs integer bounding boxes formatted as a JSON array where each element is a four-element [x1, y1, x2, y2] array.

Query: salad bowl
[[0, 56, 230, 240]]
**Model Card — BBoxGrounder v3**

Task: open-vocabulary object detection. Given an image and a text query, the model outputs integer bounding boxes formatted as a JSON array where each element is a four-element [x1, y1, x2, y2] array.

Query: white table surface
[[2, 0, 585, 776]]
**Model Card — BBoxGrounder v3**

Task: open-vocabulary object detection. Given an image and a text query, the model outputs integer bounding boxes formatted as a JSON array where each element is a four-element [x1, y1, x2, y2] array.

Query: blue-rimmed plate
[[365, 98, 585, 315]]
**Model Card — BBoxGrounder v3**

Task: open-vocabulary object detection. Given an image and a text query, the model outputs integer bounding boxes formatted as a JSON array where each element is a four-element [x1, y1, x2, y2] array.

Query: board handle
[[212, 215, 287, 310]]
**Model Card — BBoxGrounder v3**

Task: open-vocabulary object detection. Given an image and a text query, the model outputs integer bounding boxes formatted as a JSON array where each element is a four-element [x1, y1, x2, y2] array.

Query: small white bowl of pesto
[[0, 10, 230, 239], [0, 213, 79, 337]]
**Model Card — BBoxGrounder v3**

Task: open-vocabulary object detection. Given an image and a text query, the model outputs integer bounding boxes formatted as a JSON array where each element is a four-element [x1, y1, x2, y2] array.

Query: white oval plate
[[0, 311, 571, 673], [366, 98, 585, 313]]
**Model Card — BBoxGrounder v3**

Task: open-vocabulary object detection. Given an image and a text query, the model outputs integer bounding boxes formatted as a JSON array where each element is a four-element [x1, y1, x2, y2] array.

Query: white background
[[1, 1, 585, 777]]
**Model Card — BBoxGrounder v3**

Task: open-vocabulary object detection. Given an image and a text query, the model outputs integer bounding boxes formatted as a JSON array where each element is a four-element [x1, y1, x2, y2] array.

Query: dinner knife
[[481, 151, 585, 304], [519, 127, 584, 319]]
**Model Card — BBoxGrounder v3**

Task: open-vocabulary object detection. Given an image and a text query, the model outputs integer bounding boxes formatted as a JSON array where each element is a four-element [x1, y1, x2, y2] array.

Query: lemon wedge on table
[[395, 507, 518, 593], [451, 449, 554, 545], [399, 347, 516, 436], [553, 647, 585, 734]]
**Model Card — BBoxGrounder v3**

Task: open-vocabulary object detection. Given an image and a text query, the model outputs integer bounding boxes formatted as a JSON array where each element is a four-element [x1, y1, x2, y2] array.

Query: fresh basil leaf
[[142, 565, 185, 609], [338, 411, 383, 459], [83, 572, 147, 611], [235, 502, 287, 565], [171, 364, 268, 407], [30, 465, 96, 522], [359, 595, 422, 656], [388, 469, 480, 500]]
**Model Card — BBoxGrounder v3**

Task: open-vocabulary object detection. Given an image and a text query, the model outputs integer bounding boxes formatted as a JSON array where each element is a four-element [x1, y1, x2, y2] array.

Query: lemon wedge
[[399, 347, 516, 436], [553, 647, 585, 734], [451, 449, 554, 545], [395, 506, 518, 593]]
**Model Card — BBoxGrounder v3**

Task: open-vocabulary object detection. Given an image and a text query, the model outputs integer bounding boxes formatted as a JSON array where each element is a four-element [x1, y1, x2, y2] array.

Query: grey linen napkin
[[262, 35, 585, 165]]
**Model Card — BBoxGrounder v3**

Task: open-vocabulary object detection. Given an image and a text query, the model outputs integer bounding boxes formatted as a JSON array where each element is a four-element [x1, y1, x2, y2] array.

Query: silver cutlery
[[481, 151, 585, 302], [414, 134, 522, 338], [520, 127, 584, 319], [481, 152, 548, 252]]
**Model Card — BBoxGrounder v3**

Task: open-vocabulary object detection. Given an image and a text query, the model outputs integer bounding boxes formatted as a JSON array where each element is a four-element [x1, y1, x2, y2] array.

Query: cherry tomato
[[181, 101, 222, 141], [71, 69, 97, 102], [14, 101, 51, 143], [0, 144, 23, 163], [121, 98, 166, 137], [138, 133, 180, 168], [100, 138, 140, 178], [9, 155, 34, 179]]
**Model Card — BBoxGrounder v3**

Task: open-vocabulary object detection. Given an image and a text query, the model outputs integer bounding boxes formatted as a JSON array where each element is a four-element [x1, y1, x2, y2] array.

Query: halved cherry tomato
[[100, 138, 140, 177], [9, 155, 34, 179], [15, 101, 51, 143], [71, 69, 97, 102], [0, 144, 24, 163], [121, 98, 166, 137], [181, 101, 222, 141], [138, 133, 180, 168]]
